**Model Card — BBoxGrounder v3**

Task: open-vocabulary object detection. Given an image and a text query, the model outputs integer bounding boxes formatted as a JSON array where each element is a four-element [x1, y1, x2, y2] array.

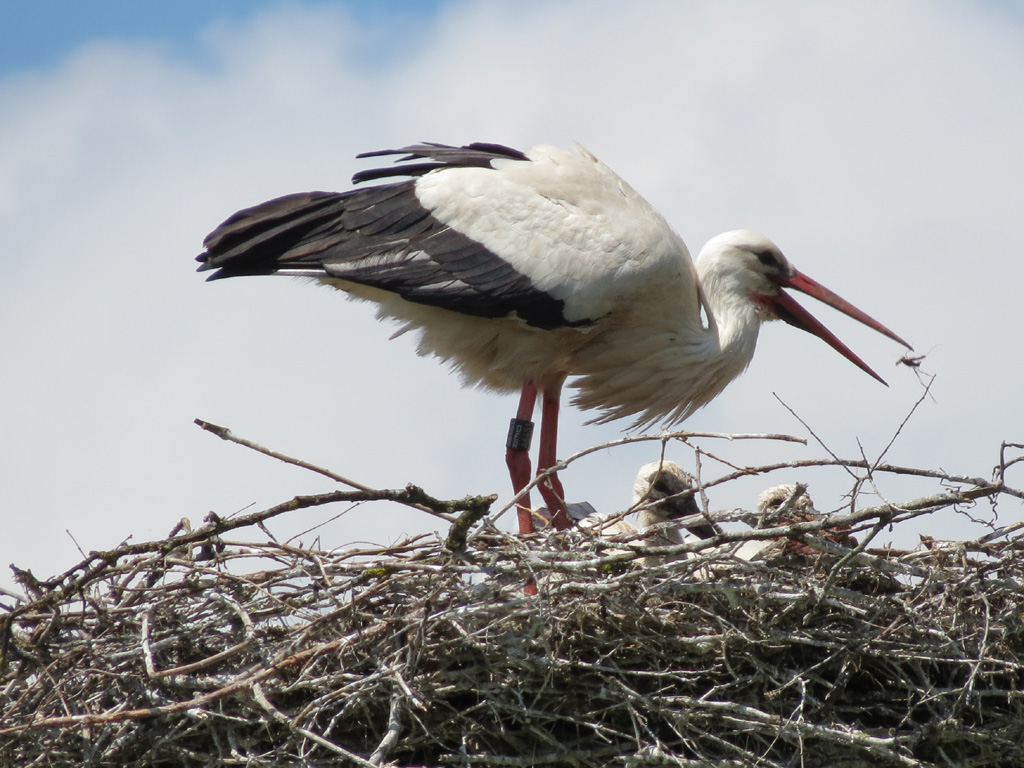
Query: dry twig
[[2, 425, 1022, 767]]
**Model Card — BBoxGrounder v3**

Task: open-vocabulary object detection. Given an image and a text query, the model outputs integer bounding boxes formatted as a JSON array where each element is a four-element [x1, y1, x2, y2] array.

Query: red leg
[[505, 382, 538, 535], [537, 382, 570, 530]]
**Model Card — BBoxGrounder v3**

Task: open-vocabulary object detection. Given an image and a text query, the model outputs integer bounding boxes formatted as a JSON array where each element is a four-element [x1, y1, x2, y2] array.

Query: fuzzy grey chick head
[[633, 461, 717, 539]]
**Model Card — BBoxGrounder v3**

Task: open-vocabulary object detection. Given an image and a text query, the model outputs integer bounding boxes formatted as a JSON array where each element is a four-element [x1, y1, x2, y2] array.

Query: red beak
[[768, 271, 912, 386]]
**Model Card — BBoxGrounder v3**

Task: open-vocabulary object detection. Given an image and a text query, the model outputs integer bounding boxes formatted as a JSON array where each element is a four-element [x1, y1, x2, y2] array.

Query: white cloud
[[2, 0, 1022, 589]]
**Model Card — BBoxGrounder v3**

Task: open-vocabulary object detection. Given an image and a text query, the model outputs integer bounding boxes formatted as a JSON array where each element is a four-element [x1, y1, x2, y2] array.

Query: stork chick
[[748, 484, 855, 559], [631, 460, 718, 565]]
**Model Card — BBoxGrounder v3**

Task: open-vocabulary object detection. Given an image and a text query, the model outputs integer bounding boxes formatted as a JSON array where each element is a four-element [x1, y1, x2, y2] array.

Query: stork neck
[[698, 264, 763, 372]]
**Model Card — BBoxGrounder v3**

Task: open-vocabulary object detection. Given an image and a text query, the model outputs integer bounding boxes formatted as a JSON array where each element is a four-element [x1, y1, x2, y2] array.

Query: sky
[[2, 0, 1023, 591]]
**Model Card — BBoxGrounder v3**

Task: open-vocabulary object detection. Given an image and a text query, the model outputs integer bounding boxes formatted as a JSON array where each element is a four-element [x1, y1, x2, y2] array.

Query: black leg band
[[506, 418, 534, 451]]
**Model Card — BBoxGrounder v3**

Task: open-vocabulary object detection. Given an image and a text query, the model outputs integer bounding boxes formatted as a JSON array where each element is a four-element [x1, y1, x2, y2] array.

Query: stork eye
[[755, 249, 779, 268], [652, 477, 674, 495]]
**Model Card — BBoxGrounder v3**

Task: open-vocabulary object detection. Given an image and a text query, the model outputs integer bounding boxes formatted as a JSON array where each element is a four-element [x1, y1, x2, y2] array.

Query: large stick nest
[[3, 433, 1024, 767]]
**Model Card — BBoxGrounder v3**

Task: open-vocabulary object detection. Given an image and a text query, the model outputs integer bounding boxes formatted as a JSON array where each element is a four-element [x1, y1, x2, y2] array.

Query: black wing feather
[[197, 143, 585, 330], [351, 142, 530, 184]]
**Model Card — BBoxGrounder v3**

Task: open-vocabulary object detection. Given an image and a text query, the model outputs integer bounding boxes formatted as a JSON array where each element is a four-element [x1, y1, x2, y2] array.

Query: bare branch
[[3, 426, 1023, 767], [196, 418, 376, 491]]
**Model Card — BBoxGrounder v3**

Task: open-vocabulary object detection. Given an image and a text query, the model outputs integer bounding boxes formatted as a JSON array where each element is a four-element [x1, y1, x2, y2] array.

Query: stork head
[[632, 460, 719, 539], [696, 230, 911, 385], [632, 460, 699, 524], [756, 483, 857, 549], [756, 483, 819, 527]]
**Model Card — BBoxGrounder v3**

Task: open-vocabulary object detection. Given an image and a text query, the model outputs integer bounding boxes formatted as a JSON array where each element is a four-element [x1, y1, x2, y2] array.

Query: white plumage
[[726, 484, 823, 562], [630, 460, 714, 566], [198, 142, 910, 534], [323, 145, 702, 420], [755, 484, 820, 525], [555, 460, 715, 565]]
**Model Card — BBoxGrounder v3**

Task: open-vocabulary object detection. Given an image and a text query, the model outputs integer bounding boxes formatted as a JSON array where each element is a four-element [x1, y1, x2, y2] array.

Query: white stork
[[752, 483, 856, 557], [633, 459, 713, 526], [564, 460, 716, 563], [630, 460, 718, 566], [756, 484, 821, 527], [197, 142, 910, 534]]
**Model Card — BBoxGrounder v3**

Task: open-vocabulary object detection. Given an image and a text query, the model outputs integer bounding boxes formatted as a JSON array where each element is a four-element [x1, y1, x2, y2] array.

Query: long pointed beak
[[769, 270, 912, 386]]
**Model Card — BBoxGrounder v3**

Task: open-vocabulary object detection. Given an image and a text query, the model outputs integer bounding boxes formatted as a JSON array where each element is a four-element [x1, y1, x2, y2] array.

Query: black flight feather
[[197, 143, 588, 330]]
